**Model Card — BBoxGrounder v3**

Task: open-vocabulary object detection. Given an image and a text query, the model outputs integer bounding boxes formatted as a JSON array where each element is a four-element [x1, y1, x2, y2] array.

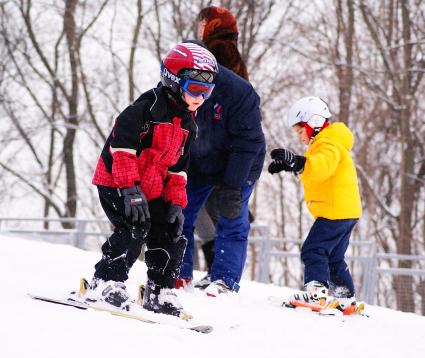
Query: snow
[[1, 235, 425, 358]]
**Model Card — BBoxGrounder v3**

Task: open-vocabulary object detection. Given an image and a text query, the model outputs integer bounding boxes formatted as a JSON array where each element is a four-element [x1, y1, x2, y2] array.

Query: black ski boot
[[83, 277, 131, 309], [142, 280, 191, 320]]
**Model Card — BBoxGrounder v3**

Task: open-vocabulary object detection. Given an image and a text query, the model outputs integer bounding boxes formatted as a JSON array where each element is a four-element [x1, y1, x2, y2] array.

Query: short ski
[[28, 293, 213, 334], [268, 296, 369, 318]]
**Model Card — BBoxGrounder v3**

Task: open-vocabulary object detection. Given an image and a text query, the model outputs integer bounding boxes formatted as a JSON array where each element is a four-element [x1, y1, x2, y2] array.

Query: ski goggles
[[180, 78, 215, 99]]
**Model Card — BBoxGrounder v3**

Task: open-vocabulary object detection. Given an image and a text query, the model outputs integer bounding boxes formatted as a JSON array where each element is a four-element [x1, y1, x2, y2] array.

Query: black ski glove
[[166, 203, 185, 237], [268, 160, 292, 174], [217, 185, 242, 219], [268, 148, 306, 174], [120, 185, 150, 226]]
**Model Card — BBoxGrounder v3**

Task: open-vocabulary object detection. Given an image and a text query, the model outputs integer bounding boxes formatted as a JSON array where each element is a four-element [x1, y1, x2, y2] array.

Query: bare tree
[[0, 0, 109, 225], [358, 0, 425, 312]]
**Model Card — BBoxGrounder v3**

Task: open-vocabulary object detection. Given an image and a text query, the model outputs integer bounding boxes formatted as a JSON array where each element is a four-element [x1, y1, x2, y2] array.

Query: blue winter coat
[[189, 65, 266, 188]]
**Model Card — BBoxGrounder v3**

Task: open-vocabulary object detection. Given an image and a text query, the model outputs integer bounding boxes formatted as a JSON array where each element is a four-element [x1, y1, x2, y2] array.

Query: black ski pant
[[94, 186, 187, 288]]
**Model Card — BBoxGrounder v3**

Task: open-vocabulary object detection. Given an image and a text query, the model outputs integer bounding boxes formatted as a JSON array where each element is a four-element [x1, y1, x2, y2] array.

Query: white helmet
[[287, 96, 331, 128]]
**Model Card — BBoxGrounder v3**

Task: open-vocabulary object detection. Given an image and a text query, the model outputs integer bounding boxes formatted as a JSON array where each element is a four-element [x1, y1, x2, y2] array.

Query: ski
[[268, 295, 369, 318], [28, 293, 213, 334]]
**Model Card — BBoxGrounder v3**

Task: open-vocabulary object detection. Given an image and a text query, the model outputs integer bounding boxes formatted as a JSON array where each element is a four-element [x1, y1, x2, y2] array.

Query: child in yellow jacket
[[268, 96, 362, 315]]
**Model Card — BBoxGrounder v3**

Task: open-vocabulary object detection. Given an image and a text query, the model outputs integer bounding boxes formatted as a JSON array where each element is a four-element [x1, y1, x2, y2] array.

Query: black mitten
[[165, 204, 184, 236], [268, 160, 292, 174], [269, 148, 306, 174]]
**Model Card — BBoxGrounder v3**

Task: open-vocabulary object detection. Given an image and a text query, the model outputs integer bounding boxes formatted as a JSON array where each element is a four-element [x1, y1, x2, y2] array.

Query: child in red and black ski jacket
[[92, 86, 195, 208], [87, 43, 218, 318]]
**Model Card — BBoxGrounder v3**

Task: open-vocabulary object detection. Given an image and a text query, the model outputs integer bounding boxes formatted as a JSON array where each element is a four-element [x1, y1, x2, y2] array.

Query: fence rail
[[0, 217, 112, 250]]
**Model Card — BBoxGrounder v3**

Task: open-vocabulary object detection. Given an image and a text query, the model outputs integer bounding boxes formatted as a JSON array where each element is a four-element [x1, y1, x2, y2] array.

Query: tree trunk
[[63, 0, 79, 225], [128, 0, 143, 102], [335, 0, 354, 125], [395, 0, 415, 312]]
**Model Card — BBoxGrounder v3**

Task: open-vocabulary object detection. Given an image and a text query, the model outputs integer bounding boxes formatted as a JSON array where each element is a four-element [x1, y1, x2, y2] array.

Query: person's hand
[[120, 185, 150, 225], [268, 148, 306, 174], [217, 186, 242, 219], [268, 160, 292, 174], [166, 204, 185, 236]]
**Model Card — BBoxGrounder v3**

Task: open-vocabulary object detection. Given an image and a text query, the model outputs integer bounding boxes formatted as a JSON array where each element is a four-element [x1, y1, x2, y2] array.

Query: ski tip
[[289, 299, 326, 312]]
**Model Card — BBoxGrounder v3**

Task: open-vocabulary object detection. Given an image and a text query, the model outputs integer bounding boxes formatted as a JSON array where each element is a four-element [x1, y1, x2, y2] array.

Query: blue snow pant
[[302, 217, 358, 297], [180, 180, 255, 292]]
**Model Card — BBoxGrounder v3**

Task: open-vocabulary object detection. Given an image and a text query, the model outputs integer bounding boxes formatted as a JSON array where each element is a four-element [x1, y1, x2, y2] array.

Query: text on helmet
[[162, 66, 180, 84]]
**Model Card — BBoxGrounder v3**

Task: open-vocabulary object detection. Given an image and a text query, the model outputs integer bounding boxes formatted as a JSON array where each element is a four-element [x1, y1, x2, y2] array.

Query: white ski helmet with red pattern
[[287, 96, 332, 128], [160, 42, 218, 94]]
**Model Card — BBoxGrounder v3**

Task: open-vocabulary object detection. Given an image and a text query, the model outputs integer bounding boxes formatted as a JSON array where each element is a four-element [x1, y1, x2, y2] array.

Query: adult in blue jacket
[[179, 62, 266, 295]]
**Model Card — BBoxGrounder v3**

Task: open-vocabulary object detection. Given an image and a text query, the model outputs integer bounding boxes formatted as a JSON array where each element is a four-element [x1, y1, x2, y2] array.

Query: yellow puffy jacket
[[300, 122, 362, 220]]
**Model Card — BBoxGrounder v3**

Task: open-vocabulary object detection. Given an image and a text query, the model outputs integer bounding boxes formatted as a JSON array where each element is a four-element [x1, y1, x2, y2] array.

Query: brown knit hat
[[199, 6, 238, 40]]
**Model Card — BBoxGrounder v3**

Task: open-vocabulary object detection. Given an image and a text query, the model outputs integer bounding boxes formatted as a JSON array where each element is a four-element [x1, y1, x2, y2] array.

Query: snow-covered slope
[[1, 235, 424, 358]]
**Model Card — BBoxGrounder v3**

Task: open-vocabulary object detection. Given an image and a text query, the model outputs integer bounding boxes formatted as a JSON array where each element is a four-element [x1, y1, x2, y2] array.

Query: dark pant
[[180, 180, 254, 291], [195, 189, 220, 273], [301, 217, 358, 297], [94, 186, 186, 288]]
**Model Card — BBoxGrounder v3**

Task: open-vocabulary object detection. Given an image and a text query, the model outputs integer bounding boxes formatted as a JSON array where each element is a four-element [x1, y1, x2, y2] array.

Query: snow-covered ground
[[1, 235, 425, 358]]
